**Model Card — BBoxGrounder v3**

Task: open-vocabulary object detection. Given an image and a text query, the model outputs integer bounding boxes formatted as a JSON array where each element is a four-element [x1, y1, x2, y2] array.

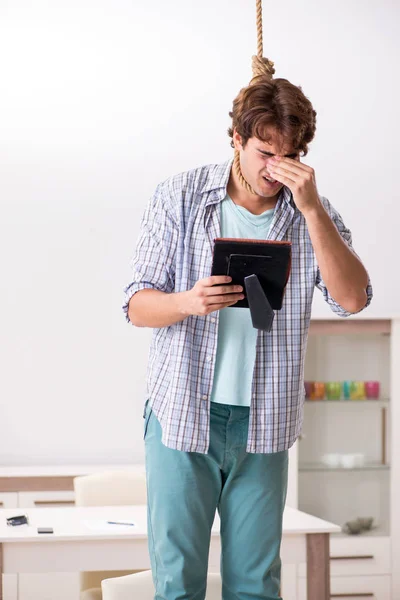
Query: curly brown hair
[[228, 77, 317, 156]]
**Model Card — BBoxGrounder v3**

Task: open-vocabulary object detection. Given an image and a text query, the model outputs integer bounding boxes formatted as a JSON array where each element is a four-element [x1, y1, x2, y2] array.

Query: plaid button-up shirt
[[123, 159, 372, 454]]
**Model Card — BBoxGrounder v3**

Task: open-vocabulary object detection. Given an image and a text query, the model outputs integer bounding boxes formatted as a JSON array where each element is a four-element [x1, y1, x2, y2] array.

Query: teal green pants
[[144, 400, 288, 600]]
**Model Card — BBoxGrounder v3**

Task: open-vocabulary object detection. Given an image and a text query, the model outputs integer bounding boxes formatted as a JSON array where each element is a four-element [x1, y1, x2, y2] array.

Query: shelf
[[309, 319, 391, 335], [299, 463, 390, 472], [334, 525, 390, 539], [305, 399, 390, 407]]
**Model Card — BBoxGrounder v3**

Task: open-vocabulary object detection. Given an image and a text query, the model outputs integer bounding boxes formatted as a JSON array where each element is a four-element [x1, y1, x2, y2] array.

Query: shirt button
[[201, 395, 208, 401], [206, 356, 212, 362], [211, 317, 216, 323]]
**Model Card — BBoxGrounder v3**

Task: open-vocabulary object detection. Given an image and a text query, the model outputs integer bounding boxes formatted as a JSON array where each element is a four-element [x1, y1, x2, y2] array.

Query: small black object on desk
[[37, 527, 54, 534], [6, 514, 29, 526]]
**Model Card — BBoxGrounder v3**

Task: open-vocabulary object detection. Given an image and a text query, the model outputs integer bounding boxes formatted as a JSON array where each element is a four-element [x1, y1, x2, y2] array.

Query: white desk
[[0, 505, 340, 600]]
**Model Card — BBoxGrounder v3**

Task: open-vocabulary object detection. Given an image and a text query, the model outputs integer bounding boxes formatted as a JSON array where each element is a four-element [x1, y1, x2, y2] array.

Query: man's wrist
[[302, 199, 326, 223], [173, 290, 191, 318]]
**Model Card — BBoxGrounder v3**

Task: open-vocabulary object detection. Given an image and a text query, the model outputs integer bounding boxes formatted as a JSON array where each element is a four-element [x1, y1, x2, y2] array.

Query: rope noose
[[234, 0, 276, 195]]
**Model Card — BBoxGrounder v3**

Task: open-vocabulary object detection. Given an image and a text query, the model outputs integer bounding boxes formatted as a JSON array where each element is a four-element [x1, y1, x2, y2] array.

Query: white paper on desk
[[82, 520, 136, 532]]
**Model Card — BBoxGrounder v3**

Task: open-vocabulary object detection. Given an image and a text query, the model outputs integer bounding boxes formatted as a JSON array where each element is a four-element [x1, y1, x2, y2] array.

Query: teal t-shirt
[[210, 195, 275, 407]]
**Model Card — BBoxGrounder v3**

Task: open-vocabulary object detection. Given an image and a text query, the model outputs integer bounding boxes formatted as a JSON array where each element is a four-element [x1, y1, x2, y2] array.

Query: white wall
[[0, 0, 398, 465]]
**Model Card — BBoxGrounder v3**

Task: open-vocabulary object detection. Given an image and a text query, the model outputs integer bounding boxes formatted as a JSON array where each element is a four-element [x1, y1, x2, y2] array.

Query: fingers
[[267, 169, 295, 188], [208, 299, 244, 313], [192, 276, 244, 315], [207, 292, 245, 305], [203, 275, 233, 287], [267, 157, 315, 182], [203, 284, 243, 296], [268, 156, 313, 174], [267, 163, 297, 184], [196, 276, 243, 296]]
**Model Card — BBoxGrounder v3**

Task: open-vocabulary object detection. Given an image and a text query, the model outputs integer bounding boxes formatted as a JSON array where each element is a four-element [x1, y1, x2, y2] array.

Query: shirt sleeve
[[122, 183, 178, 323], [315, 198, 373, 317]]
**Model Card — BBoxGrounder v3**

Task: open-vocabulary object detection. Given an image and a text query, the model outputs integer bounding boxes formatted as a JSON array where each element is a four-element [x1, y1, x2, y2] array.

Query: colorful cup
[[342, 381, 352, 400], [326, 382, 342, 400], [304, 381, 314, 399], [351, 381, 365, 400], [304, 381, 324, 400], [314, 382, 325, 400], [365, 381, 380, 399]]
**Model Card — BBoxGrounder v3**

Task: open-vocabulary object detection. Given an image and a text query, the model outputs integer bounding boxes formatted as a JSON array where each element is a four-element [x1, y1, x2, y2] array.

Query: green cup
[[326, 381, 342, 400]]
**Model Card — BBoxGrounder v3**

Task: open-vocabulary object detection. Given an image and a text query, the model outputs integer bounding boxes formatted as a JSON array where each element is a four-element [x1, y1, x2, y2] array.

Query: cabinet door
[[298, 537, 391, 578], [298, 574, 391, 600], [0, 492, 18, 508], [281, 564, 298, 600], [18, 490, 75, 508], [2, 575, 18, 600], [0, 494, 19, 598], [17, 491, 77, 600], [18, 573, 80, 600]]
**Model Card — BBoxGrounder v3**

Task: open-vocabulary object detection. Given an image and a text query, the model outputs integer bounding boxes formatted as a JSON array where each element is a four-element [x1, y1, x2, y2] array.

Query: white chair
[[74, 468, 147, 600], [102, 570, 222, 600]]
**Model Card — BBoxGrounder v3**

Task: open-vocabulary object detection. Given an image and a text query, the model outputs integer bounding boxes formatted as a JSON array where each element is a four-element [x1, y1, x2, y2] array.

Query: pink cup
[[365, 381, 380, 399], [304, 381, 314, 399]]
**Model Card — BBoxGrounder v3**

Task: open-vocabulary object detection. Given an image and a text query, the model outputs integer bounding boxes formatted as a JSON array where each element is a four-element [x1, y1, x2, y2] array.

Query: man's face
[[233, 129, 299, 198]]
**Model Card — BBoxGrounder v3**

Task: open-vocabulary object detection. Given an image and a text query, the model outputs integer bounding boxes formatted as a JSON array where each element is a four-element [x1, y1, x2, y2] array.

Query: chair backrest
[[74, 468, 147, 507], [101, 570, 222, 600], [74, 468, 147, 592]]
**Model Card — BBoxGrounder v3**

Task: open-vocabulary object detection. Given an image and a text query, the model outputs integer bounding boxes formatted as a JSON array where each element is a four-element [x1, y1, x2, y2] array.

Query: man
[[123, 74, 372, 600]]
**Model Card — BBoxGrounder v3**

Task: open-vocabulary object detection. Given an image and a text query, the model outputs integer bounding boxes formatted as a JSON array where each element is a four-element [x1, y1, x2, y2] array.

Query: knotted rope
[[234, 0, 275, 195]]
